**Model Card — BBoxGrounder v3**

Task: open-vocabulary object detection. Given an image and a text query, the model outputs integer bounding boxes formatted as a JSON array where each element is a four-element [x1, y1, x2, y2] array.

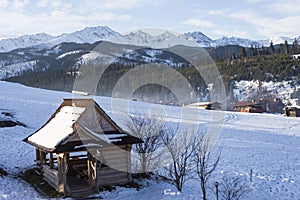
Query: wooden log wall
[[97, 167, 130, 186], [96, 144, 132, 188], [42, 165, 59, 191]]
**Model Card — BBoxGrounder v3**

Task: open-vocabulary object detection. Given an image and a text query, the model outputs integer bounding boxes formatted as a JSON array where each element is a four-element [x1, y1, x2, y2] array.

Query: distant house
[[233, 101, 266, 113], [259, 98, 284, 113], [283, 106, 300, 117], [185, 102, 222, 110], [292, 54, 300, 60], [23, 99, 142, 197]]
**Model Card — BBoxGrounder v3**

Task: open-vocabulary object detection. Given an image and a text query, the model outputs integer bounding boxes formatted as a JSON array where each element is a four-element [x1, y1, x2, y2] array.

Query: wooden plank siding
[[98, 145, 130, 172], [42, 165, 60, 191], [97, 167, 130, 186]]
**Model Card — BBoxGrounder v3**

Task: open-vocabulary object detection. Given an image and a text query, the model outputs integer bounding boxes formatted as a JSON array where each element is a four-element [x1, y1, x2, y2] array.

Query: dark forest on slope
[[4, 40, 300, 105]]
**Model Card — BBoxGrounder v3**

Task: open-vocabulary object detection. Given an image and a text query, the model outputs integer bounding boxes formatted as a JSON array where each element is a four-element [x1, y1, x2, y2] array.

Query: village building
[[23, 99, 142, 197], [292, 54, 300, 60], [258, 98, 284, 113], [233, 101, 266, 113], [283, 106, 300, 117], [185, 102, 222, 110]]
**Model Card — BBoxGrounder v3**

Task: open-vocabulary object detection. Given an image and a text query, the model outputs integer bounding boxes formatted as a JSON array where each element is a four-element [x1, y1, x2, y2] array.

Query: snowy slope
[[213, 36, 263, 47], [0, 33, 54, 52], [0, 81, 300, 199], [0, 60, 37, 79], [234, 80, 300, 106]]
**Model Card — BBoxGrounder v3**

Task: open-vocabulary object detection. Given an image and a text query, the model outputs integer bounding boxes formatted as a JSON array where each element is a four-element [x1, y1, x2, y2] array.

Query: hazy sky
[[0, 0, 299, 40]]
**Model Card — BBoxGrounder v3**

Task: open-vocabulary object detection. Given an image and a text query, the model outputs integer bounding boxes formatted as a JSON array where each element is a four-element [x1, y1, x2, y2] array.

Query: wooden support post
[[36, 148, 40, 161], [49, 153, 54, 169], [95, 160, 99, 193], [40, 151, 46, 165], [63, 153, 70, 197], [87, 152, 92, 185], [126, 145, 132, 182], [57, 154, 64, 193]]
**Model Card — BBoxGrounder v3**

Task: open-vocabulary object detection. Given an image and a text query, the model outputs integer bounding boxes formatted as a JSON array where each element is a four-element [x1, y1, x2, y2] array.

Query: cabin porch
[[35, 148, 97, 197]]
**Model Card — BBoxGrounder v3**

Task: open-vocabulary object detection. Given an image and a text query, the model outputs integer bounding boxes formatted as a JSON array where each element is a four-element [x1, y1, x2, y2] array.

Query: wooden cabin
[[259, 98, 284, 113], [233, 101, 266, 113], [283, 106, 300, 117], [185, 102, 222, 110], [23, 99, 142, 197]]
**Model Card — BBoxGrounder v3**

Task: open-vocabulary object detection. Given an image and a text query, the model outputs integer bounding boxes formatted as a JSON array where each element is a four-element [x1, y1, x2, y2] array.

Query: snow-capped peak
[[1, 25, 299, 52], [0, 26, 120, 52], [0, 33, 54, 52], [108, 29, 199, 48], [48, 26, 120, 45], [212, 36, 263, 47], [182, 31, 213, 47]]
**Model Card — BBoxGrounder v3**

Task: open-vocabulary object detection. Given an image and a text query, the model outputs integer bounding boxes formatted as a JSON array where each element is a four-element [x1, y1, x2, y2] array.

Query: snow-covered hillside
[[0, 33, 54, 52], [234, 80, 300, 106], [0, 81, 300, 200], [213, 36, 265, 47], [0, 60, 38, 79], [183, 32, 269, 48]]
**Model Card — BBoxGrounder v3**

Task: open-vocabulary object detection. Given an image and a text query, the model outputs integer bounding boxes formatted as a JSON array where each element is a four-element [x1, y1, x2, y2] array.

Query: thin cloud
[[0, 0, 9, 8], [211, 29, 250, 39], [80, 0, 161, 11], [229, 9, 300, 38], [207, 10, 225, 15], [182, 18, 216, 28], [10, 0, 29, 11], [269, 0, 300, 14], [246, 0, 263, 3]]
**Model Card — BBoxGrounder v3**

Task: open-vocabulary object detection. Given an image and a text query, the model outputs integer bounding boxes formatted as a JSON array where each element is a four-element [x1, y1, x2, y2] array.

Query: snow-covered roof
[[186, 102, 212, 107], [285, 105, 300, 109], [27, 106, 86, 149], [25, 99, 142, 152]]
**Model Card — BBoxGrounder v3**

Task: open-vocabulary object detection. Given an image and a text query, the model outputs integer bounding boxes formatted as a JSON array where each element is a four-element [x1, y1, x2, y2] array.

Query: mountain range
[[1, 26, 299, 52]]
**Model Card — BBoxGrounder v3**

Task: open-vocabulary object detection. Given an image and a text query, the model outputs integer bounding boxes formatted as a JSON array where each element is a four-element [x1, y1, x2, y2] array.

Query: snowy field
[[0, 81, 300, 200]]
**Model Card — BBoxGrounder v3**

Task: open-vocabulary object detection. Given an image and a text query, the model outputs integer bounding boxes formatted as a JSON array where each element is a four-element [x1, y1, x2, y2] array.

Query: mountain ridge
[[0, 26, 299, 52]]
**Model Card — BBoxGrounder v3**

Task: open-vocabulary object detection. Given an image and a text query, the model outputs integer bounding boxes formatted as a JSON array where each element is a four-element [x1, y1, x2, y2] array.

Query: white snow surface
[[28, 106, 86, 149], [0, 81, 300, 200], [56, 50, 83, 60]]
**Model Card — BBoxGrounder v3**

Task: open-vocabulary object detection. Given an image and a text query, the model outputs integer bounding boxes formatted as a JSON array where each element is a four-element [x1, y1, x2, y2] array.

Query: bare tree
[[126, 114, 165, 174], [194, 135, 220, 200], [218, 175, 251, 200], [160, 128, 198, 192]]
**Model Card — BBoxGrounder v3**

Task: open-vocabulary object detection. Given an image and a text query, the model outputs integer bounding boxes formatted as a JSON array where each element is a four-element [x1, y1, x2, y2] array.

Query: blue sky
[[0, 0, 299, 40]]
